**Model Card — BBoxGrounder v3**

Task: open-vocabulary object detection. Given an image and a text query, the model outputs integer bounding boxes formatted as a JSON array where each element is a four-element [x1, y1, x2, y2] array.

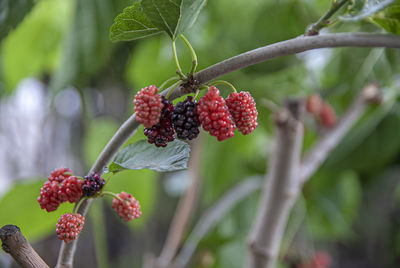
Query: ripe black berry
[[171, 96, 200, 140], [144, 97, 175, 147], [82, 173, 105, 197]]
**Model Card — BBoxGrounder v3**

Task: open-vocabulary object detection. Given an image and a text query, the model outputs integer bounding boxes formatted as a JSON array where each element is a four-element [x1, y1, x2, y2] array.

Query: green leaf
[[340, 0, 397, 21], [0, 180, 73, 242], [0, 0, 35, 43], [109, 2, 162, 42], [109, 139, 191, 172], [371, 1, 400, 34], [141, 0, 207, 39]]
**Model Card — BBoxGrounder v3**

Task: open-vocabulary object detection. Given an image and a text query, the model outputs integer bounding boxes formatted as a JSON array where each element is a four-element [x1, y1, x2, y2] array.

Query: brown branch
[[157, 134, 204, 268], [247, 102, 304, 268], [0, 225, 49, 268], [300, 83, 381, 184], [173, 177, 263, 268]]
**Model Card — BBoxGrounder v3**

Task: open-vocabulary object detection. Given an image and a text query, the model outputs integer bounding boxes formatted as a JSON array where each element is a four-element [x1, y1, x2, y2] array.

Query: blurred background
[[0, 0, 400, 267]]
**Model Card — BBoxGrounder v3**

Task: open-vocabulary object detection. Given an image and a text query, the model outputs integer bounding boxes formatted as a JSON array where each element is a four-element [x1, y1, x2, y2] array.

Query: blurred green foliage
[[1, 0, 400, 267]]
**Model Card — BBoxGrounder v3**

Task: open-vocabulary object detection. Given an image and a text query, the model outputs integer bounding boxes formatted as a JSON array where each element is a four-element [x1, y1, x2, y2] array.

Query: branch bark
[[173, 177, 263, 268], [300, 83, 380, 184], [247, 104, 304, 268], [56, 33, 400, 268], [0, 225, 49, 268]]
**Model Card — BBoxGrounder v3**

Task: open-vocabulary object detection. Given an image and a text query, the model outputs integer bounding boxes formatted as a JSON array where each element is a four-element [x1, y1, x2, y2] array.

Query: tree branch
[[0, 225, 49, 268], [56, 33, 400, 267], [173, 177, 263, 268], [300, 83, 381, 184], [247, 103, 304, 268], [157, 134, 204, 268]]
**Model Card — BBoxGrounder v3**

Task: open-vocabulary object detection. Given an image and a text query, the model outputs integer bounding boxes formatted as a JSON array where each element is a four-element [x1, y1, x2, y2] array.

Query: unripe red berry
[[297, 251, 332, 268], [319, 102, 337, 128], [56, 213, 85, 244], [37, 181, 61, 212], [48, 167, 72, 183], [58, 176, 83, 203], [134, 85, 163, 128], [197, 86, 236, 141], [306, 94, 323, 116], [226, 91, 258, 135], [112, 192, 142, 222]]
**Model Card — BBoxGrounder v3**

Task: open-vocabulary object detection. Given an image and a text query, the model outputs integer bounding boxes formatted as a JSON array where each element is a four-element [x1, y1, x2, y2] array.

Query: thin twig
[[56, 33, 400, 268], [0, 225, 49, 268], [300, 83, 381, 184], [305, 0, 350, 36], [157, 134, 204, 267], [173, 177, 263, 268], [247, 104, 304, 268]]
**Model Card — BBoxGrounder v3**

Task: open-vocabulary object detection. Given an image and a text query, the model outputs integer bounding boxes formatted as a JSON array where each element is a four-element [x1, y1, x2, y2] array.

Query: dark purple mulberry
[[171, 96, 200, 140], [82, 173, 105, 197], [144, 97, 175, 147]]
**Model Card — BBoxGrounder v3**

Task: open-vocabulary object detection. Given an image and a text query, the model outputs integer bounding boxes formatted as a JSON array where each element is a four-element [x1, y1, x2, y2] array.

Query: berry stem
[[193, 89, 200, 100], [180, 34, 198, 75], [73, 197, 88, 214], [101, 191, 122, 201], [159, 76, 180, 91], [305, 0, 349, 36], [209, 80, 237, 93], [166, 80, 182, 99], [172, 40, 186, 80]]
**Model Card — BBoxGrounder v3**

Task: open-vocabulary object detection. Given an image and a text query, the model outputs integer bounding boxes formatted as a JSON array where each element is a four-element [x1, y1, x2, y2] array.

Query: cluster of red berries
[[297, 251, 332, 268], [134, 85, 258, 146], [306, 94, 337, 128], [38, 168, 142, 243], [37, 168, 83, 212]]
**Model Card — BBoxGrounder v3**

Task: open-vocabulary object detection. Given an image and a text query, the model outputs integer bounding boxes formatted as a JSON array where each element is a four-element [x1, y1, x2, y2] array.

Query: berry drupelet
[[226, 91, 258, 135], [171, 96, 201, 140], [82, 173, 105, 197], [197, 86, 236, 141], [134, 85, 164, 128], [144, 96, 175, 147], [48, 167, 72, 183], [112, 192, 142, 222]]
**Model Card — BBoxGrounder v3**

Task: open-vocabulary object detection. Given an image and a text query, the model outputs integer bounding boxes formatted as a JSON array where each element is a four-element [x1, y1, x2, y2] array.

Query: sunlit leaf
[[340, 0, 397, 21], [110, 2, 162, 42], [141, 0, 207, 39]]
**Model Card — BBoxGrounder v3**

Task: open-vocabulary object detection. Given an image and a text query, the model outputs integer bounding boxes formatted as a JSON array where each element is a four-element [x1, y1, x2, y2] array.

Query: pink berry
[[226, 91, 258, 135], [112, 192, 142, 222], [58, 176, 83, 203], [306, 94, 323, 116], [48, 167, 72, 183], [56, 213, 85, 244], [134, 85, 164, 128], [37, 181, 61, 212], [319, 102, 337, 128]]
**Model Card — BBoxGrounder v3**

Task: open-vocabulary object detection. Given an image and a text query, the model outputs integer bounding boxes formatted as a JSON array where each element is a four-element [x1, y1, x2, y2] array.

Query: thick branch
[[300, 84, 380, 184], [0, 225, 49, 268], [247, 106, 304, 268], [173, 177, 263, 268], [56, 33, 400, 267], [157, 134, 203, 267]]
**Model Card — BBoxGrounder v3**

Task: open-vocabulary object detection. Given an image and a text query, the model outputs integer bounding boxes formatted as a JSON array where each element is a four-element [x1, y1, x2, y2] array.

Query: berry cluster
[[56, 213, 85, 244], [82, 173, 105, 197], [171, 96, 200, 140], [144, 96, 175, 147], [306, 93, 337, 128], [112, 192, 142, 222], [134, 85, 163, 128], [133, 85, 258, 146], [37, 168, 83, 212]]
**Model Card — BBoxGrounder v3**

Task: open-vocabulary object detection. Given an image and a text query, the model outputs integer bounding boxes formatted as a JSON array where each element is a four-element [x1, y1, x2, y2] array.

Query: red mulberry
[[134, 85, 163, 128], [58, 176, 83, 203], [56, 213, 85, 244], [226, 91, 258, 135], [112, 192, 142, 222]]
